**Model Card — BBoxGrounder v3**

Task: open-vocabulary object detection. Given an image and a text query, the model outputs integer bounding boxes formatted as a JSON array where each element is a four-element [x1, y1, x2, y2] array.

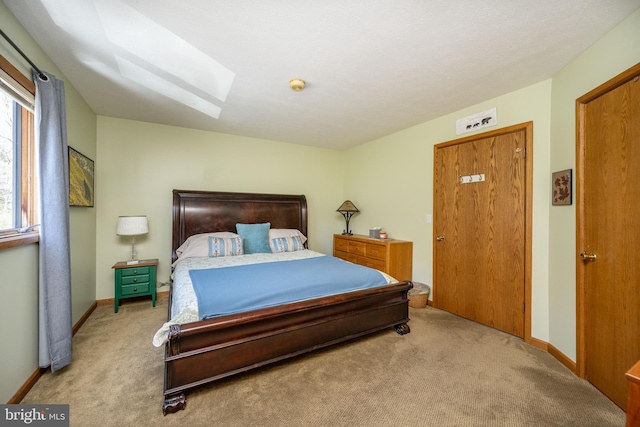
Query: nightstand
[[112, 258, 158, 313]]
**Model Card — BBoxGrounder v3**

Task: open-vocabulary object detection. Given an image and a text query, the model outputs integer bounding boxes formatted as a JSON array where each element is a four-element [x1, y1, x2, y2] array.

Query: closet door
[[434, 123, 530, 338], [577, 64, 640, 409]]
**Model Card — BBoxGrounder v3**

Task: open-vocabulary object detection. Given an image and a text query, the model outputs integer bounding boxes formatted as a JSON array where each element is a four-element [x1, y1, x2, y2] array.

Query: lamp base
[[342, 230, 353, 235], [127, 237, 139, 265]]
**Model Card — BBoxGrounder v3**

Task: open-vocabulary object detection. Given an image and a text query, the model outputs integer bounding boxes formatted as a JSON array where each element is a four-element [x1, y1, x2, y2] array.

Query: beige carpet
[[22, 298, 625, 426]]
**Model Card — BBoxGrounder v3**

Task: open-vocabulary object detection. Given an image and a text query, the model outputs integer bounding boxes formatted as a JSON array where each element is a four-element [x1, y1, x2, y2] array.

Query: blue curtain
[[33, 70, 72, 372]]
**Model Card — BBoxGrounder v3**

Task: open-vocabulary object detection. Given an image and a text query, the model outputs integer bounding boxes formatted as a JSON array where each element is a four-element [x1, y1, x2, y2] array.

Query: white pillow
[[175, 232, 240, 260]]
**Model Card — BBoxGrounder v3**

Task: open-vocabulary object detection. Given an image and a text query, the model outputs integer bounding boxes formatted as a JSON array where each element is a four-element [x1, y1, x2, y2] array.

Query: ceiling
[[4, 1, 639, 150]]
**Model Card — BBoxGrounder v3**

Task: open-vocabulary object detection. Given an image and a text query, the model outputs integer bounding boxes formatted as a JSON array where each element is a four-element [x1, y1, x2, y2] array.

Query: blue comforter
[[189, 255, 388, 319]]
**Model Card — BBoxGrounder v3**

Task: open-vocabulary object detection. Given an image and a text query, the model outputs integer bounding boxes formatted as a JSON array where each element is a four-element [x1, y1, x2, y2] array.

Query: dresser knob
[[133, 288, 137, 292], [133, 278, 137, 282], [133, 270, 137, 274]]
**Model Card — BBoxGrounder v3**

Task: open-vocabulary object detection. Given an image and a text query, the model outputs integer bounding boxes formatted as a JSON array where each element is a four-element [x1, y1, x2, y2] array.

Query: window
[[0, 55, 38, 247]]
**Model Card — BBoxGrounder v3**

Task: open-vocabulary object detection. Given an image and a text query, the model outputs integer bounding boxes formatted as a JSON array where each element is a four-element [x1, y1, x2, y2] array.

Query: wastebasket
[[408, 282, 430, 308]]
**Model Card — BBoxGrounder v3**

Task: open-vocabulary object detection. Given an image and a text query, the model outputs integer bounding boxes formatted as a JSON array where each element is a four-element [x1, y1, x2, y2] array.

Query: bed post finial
[[168, 324, 181, 356]]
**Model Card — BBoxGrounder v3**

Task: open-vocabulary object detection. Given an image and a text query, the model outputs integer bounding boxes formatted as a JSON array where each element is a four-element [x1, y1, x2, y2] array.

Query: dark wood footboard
[[163, 280, 412, 414]]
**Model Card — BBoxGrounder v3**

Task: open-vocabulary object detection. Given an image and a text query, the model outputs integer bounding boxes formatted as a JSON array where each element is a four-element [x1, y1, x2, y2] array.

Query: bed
[[161, 190, 412, 414]]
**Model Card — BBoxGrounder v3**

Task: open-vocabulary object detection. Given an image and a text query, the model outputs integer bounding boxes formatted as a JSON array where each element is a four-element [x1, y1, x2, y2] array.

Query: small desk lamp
[[116, 215, 149, 265], [336, 200, 359, 235]]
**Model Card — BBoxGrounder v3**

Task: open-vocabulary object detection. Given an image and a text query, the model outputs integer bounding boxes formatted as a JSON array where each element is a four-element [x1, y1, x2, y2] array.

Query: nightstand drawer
[[121, 274, 149, 285], [121, 266, 150, 276], [121, 283, 150, 296]]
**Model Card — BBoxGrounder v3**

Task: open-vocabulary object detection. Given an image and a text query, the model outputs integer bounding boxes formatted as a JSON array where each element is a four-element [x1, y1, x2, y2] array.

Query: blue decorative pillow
[[236, 222, 271, 254], [270, 236, 304, 253], [208, 236, 244, 257]]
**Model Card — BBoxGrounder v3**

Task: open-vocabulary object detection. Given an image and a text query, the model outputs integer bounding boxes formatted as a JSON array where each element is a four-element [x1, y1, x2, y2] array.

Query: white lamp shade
[[116, 216, 149, 236]]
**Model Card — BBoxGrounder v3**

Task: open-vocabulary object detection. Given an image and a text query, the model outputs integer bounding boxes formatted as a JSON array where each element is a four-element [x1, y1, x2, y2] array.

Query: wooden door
[[577, 64, 640, 410], [434, 123, 531, 338]]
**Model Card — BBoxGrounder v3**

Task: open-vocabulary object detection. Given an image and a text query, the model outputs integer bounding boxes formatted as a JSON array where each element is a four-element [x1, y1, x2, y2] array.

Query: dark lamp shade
[[336, 200, 359, 213], [336, 200, 359, 235]]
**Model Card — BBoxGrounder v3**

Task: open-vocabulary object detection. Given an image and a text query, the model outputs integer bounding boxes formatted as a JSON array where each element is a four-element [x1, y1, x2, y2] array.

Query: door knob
[[580, 252, 597, 262], [436, 235, 445, 241]]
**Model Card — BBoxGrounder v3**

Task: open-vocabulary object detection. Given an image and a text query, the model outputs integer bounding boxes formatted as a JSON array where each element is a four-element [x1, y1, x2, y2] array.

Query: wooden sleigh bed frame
[[163, 190, 412, 414]]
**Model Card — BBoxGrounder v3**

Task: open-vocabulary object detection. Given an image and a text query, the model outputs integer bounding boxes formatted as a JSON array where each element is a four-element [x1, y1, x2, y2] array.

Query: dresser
[[333, 234, 413, 282], [112, 258, 158, 313]]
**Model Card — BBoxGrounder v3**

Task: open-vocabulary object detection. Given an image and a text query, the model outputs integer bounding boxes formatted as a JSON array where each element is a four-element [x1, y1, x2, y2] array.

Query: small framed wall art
[[68, 146, 95, 207], [552, 169, 572, 206]]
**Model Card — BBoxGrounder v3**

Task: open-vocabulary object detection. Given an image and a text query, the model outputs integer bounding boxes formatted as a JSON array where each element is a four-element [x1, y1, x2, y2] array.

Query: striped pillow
[[208, 236, 244, 257], [270, 236, 304, 253]]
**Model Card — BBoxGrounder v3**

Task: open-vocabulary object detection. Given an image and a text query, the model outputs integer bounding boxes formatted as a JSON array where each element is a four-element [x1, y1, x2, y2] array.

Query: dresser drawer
[[121, 274, 149, 286], [121, 283, 150, 296], [121, 266, 150, 277], [366, 243, 386, 261], [358, 256, 385, 271], [334, 238, 349, 252], [348, 240, 367, 256], [334, 249, 357, 264]]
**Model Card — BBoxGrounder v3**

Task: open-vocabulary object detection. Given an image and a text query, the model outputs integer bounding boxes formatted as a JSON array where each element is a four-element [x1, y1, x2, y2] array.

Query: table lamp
[[336, 200, 359, 235], [116, 215, 149, 265]]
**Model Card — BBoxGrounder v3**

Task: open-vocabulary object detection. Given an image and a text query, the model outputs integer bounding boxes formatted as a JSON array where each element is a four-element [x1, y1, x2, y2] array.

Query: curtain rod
[[0, 28, 48, 81]]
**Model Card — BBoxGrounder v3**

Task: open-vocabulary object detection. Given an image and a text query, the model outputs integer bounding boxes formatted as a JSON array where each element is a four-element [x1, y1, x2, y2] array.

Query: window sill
[[0, 231, 40, 251]]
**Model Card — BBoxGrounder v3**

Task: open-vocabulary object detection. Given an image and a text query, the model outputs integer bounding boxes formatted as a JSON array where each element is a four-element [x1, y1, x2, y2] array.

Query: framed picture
[[552, 169, 572, 206], [68, 146, 94, 207]]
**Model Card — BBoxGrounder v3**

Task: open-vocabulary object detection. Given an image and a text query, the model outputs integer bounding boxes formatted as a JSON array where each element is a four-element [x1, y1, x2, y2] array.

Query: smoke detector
[[289, 78, 306, 91]]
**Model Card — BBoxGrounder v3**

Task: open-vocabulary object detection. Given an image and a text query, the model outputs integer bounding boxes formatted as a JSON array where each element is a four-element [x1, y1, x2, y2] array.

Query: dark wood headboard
[[172, 190, 308, 263]]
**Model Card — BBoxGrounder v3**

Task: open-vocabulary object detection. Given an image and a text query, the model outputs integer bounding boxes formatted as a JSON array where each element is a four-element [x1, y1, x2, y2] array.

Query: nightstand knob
[[133, 270, 137, 274], [133, 288, 137, 292], [133, 278, 137, 282]]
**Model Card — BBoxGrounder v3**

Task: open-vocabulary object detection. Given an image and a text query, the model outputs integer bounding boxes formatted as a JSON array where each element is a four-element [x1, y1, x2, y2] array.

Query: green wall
[[345, 80, 553, 341], [0, 2, 97, 404], [548, 8, 640, 360], [0, 244, 38, 402], [95, 118, 345, 299]]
